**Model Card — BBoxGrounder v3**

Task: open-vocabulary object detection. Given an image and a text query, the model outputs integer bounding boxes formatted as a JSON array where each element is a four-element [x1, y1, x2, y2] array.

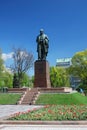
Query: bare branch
[[11, 47, 34, 87]]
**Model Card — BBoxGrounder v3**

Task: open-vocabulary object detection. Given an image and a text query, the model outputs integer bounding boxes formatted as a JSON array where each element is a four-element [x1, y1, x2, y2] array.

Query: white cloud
[[2, 52, 13, 61]]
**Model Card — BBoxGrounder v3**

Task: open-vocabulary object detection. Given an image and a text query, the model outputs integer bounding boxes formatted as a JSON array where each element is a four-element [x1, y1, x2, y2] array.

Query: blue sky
[[0, 0, 87, 75]]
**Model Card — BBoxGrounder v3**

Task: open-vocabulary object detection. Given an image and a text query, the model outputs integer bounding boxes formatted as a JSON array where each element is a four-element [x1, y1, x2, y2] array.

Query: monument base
[[34, 60, 51, 88]]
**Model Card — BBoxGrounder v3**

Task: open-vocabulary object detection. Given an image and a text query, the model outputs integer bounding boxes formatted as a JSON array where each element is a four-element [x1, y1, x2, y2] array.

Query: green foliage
[[0, 49, 4, 73], [21, 73, 34, 87], [13, 73, 34, 88], [69, 50, 87, 79], [76, 83, 87, 96], [13, 73, 19, 88], [0, 68, 13, 88], [4, 72, 13, 88], [68, 49, 87, 92], [36, 93, 87, 105], [50, 66, 70, 87], [0, 49, 13, 88], [0, 93, 21, 104]]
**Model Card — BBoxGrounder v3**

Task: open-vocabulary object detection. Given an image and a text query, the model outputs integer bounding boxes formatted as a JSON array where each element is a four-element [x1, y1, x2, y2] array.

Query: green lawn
[[0, 93, 21, 104], [36, 92, 87, 105]]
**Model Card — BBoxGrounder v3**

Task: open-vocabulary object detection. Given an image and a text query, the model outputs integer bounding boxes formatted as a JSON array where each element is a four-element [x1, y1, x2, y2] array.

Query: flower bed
[[9, 105, 87, 120]]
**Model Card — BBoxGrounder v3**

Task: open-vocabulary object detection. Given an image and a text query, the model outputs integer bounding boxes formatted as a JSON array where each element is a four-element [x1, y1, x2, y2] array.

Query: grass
[[0, 93, 21, 104], [9, 105, 87, 120], [35, 92, 87, 105]]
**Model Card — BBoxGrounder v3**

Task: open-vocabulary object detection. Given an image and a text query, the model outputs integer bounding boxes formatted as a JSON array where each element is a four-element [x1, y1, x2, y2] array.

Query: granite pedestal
[[34, 60, 51, 88]]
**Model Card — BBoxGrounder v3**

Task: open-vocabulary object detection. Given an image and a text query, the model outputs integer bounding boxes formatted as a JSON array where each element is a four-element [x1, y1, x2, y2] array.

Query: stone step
[[20, 88, 39, 105]]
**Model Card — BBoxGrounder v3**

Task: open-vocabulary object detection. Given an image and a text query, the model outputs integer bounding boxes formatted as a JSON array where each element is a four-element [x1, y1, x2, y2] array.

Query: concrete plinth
[[34, 60, 51, 88]]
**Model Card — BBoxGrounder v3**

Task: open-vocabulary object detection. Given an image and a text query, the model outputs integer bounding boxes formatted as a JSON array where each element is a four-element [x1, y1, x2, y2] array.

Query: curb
[[0, 120, 87, 125]]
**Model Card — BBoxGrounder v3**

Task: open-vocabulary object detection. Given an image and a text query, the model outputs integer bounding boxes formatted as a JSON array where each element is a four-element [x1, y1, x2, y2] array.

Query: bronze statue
[[36, 29, 49, 60]]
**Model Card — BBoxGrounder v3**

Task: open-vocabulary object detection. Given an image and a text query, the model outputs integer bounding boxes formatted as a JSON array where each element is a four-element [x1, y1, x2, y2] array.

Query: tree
[[0, 49, 13, 88], [3, 71, 13, 88], [68, 50, 87, 81], [0, 49, 4, 74], [50, 66, 70, 87], [11, 48, 34, 88], [0, 49, 5, 87], [21, 74, 34, 87], [67, 50, 87, 94]]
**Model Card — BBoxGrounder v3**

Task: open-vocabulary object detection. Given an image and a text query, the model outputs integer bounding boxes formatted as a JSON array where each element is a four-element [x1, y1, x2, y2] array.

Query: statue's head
[[40, 29, 44, 35]]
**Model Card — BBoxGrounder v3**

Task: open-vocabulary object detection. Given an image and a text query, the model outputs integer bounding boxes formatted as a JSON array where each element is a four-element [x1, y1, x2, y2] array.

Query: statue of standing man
[[36, 29, 49, 60]]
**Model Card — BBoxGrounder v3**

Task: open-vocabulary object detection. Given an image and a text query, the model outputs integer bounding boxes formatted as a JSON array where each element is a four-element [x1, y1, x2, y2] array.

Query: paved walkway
[[0, 125, 87, 130], [0, 105, 43, 119]]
